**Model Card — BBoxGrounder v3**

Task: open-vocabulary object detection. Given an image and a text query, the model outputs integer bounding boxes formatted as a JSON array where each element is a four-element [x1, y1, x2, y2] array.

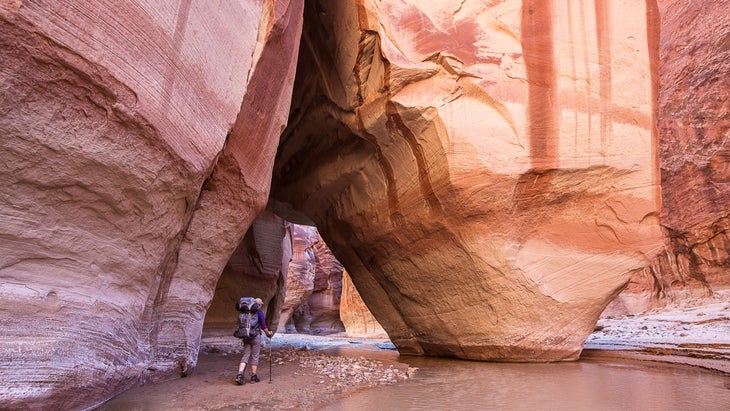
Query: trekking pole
[[269, 334, 273, 383]]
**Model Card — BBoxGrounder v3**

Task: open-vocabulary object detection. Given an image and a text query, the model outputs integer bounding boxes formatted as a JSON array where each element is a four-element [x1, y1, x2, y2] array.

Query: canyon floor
[[99, 332, 409, 411], [99, 292, 730, 410]]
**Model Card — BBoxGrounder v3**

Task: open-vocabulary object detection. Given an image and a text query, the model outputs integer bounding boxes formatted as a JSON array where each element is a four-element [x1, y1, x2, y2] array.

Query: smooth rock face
[[0, 1, 303, 408], [606, 0, 730, 315], [272, 0, 662, 360], [340, 270, 387, 338]]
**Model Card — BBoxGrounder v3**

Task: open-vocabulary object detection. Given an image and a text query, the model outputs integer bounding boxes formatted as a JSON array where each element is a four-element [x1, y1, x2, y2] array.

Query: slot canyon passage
[[0, 0, 728, 409]]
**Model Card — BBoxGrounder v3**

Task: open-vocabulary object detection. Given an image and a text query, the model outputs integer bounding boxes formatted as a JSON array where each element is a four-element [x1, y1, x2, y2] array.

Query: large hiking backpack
[[235, 297, 259, 313], [233, 297, 261, 339]]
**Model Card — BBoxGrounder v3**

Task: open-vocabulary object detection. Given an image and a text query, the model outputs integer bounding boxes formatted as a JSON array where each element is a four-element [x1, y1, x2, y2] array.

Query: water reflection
[[324, 356, 730, 410]]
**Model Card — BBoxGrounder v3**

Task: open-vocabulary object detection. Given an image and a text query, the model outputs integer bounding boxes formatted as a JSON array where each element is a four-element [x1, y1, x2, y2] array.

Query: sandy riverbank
[[99, 293, 730, 410]]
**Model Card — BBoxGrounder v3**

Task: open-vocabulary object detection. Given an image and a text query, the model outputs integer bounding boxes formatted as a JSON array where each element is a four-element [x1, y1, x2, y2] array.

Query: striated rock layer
[[0, 1, 303, 409], [292, 233, 346, 334], [607, 0, 730, 315], [271, 0, 663, 361]]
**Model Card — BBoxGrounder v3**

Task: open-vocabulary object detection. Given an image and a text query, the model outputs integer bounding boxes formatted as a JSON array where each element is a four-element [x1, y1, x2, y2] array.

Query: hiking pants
[[240, 333, 262, 366]]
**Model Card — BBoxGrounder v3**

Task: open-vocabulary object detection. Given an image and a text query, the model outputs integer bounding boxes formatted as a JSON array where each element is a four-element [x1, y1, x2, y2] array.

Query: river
[[322, 354, 730, 410]]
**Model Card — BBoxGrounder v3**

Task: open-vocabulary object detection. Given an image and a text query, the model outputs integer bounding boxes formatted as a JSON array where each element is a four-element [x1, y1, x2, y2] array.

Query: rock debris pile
[[273, 346, 416, 387]]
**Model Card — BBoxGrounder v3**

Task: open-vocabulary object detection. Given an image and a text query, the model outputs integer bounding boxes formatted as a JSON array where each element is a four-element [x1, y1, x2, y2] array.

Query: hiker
[[235, 297, 273, 385]]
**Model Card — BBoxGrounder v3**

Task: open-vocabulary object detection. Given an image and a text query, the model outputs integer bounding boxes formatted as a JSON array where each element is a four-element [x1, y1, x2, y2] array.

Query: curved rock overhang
[[269, 0, 663, 361]]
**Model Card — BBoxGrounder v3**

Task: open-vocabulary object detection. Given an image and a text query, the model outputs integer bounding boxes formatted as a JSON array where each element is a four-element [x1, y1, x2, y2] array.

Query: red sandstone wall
[[606, 0, 730, 315]]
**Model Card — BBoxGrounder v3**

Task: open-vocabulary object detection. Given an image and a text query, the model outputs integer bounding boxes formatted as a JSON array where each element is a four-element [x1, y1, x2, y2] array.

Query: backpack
[[233, 297, 261, 339]]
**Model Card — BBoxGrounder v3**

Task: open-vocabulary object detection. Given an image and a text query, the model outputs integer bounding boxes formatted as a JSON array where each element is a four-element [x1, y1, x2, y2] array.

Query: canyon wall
[[340, 270, 388, 338], [278, 225, 345, 334], [2, 0, 727, 408], [271, 0, 663, 361], [0, 1, 303, 409], [607, 0, 730, 315], [290, 233, 346, 334], [277, 224, 320, 332]]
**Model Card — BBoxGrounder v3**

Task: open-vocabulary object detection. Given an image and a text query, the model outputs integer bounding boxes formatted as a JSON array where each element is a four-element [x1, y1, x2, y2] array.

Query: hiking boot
[[250, 374, 260, 383], [235, 373, 244, 385]]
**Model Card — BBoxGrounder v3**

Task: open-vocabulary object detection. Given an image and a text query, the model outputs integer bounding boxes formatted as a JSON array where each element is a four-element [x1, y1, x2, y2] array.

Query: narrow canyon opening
[[202, 215, 386, 341]]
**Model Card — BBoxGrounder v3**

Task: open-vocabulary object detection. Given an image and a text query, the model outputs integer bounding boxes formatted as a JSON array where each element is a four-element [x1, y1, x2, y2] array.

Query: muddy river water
[[323, 355, 730, 410]]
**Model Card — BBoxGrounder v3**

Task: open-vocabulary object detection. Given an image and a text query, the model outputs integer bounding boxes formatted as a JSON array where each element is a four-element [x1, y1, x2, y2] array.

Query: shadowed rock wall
[[606, 0, 730, 315], [271, 0, 662, 361], [0, 1, 303, 408], [203, 210, 291, 332]]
